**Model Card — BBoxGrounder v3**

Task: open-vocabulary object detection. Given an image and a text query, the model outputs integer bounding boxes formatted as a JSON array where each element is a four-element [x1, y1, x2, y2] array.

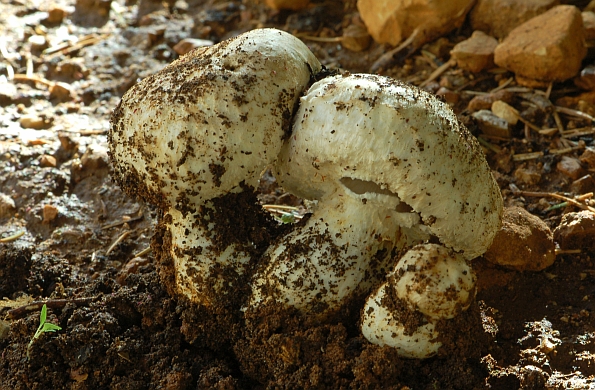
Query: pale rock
[[554, 210, 595, 250], [356, 0, 474, 46], [451, 31, 498, 73], [20, 114, 53, 130], [485, 206, 555, 271], [494, 5, 586, 86], [472, 109, 511, 138], [467, 90, 514, 112], [491, 100, 519, 125], [583, 11, 595, 40], [470, 0, 559, 39], [556, 155, 584, 180], [39, 154, 57, 168]]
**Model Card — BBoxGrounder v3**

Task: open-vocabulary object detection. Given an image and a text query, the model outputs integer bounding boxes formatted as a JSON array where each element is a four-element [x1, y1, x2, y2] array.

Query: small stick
[[0, 231, 25, 242], [101, 215, 143, 229], [8, 297, 99, 319], [370, 28, 420, 74], [489, 77, 513, 94], [555, 106, 595, 122], [106, 231, 131, 255], [296, 35, 343, 43], [555, 248, 582, 255], [132, 246, 152, 259], [419, 58, 456, 88], [11, 74, 54, 87], [520, 191, 595, 213]]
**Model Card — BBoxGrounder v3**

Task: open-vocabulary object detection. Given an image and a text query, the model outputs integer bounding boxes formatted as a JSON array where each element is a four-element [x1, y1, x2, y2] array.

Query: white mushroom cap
[[109, 29, 321, 306], [109, 28, 321, 212], [274, 74, 502, 259], [361, 243, 475, 358], [361, 284, 441, 359], [393, 243, 476, 320]]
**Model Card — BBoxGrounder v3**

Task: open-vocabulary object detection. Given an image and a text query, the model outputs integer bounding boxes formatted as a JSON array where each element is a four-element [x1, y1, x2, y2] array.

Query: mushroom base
[[151, 188, 288, 347]]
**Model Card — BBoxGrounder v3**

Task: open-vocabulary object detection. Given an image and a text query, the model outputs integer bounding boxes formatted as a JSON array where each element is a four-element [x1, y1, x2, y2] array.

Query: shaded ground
[[1, 0, 595, 388]]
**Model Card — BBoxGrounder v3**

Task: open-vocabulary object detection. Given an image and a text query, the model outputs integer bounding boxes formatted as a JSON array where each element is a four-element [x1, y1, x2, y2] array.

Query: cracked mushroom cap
[[274, 74, 502, 259], [109, 28, 321, 212]]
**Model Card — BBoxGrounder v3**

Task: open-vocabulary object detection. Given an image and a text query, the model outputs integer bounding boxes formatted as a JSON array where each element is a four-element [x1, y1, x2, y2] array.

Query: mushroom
[[108, 28, 321, 309], [249, 74, 502, 318], [360, 243, 475, 359]]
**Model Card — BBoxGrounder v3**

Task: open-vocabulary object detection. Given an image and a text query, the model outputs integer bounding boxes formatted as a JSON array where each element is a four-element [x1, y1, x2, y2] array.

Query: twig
[[370, 28, 420, 74], [555, 106, 595, 122], [0, 231, 25, 242], [132, 246, 152, 258], [555, 249, 582, 255], [489, 77, 513, 94], [8, 297, 99, 319], [519, 191, 595, 213], [419, 58, 456, 88], [106, 231, 131, 255], [101, 215, 143, 229], [296, 34, 343, 43]]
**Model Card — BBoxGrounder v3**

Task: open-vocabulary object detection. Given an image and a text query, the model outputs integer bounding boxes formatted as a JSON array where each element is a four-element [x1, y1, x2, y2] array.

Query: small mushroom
[[109, 29, 321, 308], [250, 74, 502, 317], [361, 243, 475, 359]]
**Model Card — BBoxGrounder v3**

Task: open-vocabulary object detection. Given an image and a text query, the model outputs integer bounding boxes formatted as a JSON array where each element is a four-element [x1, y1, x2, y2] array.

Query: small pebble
[[39, 154, 57, 168], [43, 204, 59, 223], [556, 156, 584, 180]]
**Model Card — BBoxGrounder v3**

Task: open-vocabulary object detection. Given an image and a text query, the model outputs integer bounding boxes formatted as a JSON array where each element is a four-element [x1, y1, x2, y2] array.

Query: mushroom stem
[[250, 187, 411, 317]]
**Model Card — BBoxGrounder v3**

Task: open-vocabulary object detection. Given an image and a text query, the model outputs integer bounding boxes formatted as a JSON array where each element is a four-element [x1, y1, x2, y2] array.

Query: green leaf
[[40, 304, 47, 324], [42, 323, 62, 332]]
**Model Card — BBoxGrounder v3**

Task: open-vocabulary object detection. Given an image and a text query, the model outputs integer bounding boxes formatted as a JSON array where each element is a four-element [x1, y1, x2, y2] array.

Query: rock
[[356, 0, 474, 46], [43, 204, 59, 223], [472, 109, 511, 138], [265, 0, 309, 10], [49, 82, 74, 101], [470, 0, 560, 39], [556, 156, 584, 180], [435, 87, 459, 106], [451, 31, 498, 73], [491, 100, 519, 125], [71, 146, 110, 183], [39, 155, 57, 168], [0, 193, 16, 219], [514, 165, 541, 186], [485, 206, 555, 271], [341, 24, 372, 52], [579, 147, 595, 169], [19, 114, 53, 130], [583, 11, 595, 40], [570, 174, 595, 194], [467, 90, 514, 112], [47, 7, 66, 24], [554, 210, 595, 250], [574, 65, 595, 90], [172, 38, 213, 55], [494, 5, 586, 87]]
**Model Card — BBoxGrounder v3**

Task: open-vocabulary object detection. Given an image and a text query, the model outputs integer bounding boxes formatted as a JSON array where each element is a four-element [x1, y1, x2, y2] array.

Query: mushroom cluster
[[109, 28, 503, 358]]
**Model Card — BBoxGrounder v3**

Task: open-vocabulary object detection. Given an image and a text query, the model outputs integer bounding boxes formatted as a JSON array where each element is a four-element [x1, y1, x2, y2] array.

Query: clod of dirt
[[554, 209, 595, 251], [0, 245, 32, 298], [485, 206, 555, 271]]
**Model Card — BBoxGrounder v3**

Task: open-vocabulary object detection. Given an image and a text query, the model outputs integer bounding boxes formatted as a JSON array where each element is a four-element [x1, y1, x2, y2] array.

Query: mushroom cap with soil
[[361, 243, 476, 358], [108, 28, 322, 307], [250, 74, 501, 317]]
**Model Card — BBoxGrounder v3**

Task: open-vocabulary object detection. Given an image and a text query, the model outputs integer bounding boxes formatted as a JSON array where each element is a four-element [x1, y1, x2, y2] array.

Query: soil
[[1, 0, 595, 389]]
